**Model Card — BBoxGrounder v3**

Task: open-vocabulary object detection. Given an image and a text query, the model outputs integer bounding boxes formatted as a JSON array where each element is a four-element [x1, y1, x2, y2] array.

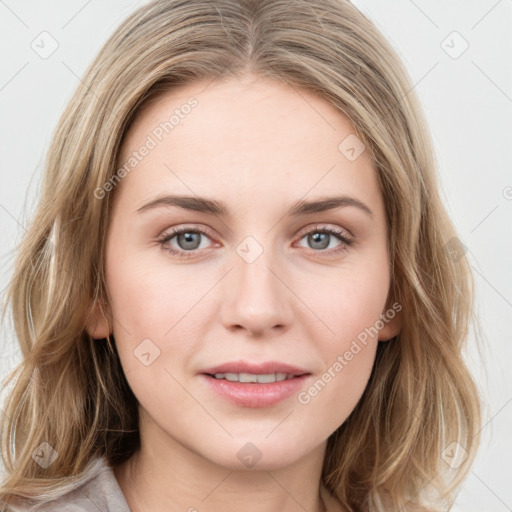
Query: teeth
[[240, 372, 258, 383], [212, 372, 294, 383]]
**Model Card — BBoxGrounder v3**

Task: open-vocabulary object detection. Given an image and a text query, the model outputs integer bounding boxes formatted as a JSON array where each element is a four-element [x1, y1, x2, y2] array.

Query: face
[[88, 74, 401, 470]]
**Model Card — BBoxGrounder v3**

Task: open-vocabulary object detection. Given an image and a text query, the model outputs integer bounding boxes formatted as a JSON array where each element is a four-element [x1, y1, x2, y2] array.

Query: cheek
[[294, 249, 389, 418], [105, 251, 204, 411], [106, 246, 201, 335], [300, 246, 390, 347], [104, 247, 188, 368], [297, 281, 382, 432]]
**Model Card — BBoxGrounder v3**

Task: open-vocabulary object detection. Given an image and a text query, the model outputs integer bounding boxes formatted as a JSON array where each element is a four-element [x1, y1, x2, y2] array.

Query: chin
[[197, 435, 319, 472]]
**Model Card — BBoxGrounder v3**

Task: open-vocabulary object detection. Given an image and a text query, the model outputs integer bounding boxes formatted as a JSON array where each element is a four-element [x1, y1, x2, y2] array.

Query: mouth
[[199, 361, 312, 407]]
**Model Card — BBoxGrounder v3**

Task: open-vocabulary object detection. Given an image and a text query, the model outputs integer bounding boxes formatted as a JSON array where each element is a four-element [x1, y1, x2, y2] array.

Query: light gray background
[[1, 1, 511, 510]]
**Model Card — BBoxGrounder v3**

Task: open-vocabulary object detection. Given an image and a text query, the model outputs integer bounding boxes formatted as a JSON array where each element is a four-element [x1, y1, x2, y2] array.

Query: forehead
[[114, 75, 381, 212]]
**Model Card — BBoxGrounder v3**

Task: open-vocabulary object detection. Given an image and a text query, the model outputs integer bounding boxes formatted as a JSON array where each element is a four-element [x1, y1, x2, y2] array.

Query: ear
[[378, 298, 402, 342], [85, 299, 112, 340]]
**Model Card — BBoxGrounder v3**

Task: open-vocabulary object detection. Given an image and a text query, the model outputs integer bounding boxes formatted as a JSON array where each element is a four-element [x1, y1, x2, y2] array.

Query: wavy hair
[[0, 0, 481, 510]]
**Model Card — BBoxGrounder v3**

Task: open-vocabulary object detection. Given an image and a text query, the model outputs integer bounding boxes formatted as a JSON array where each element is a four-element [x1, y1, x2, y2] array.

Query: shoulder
[[9, 456, 132, 512]]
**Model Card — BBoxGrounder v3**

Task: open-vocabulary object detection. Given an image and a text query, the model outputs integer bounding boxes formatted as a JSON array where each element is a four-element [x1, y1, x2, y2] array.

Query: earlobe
[[378, 304, 402, 342], [85, 300, 112, 340]]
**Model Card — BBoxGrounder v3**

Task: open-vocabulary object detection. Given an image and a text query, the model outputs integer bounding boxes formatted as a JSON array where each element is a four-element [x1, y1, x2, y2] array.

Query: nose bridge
[[220, 235, 292, 335]]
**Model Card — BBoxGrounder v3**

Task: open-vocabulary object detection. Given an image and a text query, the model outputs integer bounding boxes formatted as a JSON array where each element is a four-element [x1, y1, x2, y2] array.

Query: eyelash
[[157, 224, 353, 260]]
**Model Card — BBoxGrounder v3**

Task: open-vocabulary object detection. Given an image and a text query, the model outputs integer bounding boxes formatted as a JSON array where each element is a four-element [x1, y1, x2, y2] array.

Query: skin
[[86, 73, 401, 512]]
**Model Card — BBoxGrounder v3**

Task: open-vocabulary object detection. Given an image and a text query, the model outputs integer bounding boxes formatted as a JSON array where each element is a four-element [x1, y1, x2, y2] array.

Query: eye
[[157, 226, 215, 258], [295, 224, 353, 258], [157, 224, 353, 260]]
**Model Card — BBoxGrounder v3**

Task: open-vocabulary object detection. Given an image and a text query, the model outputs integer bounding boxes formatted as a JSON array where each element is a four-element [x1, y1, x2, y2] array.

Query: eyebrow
[[135, 194, 373, 218]]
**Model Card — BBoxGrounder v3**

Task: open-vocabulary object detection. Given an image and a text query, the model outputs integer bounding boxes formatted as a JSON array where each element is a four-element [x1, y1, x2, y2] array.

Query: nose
[[220, 245, 293, 337]]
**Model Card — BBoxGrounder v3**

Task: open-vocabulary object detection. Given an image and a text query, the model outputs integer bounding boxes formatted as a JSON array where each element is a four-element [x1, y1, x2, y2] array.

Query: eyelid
[[297, 223, 353, 240]]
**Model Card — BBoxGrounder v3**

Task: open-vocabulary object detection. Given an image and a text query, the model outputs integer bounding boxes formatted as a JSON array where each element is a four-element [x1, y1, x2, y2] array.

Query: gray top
[[9, 456, 132, 512]]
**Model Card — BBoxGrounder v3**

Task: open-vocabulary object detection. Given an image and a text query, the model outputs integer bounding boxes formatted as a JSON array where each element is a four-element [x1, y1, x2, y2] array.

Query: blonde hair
[[0, 0, 481, 510]]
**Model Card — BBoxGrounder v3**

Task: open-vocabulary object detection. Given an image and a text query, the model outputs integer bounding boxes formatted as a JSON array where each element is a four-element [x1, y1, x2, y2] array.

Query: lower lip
[[200, 374, 311, 408]]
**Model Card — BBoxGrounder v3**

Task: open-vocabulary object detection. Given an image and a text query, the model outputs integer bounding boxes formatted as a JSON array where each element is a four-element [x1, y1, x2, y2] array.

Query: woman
[[0, 0, 481, 510]]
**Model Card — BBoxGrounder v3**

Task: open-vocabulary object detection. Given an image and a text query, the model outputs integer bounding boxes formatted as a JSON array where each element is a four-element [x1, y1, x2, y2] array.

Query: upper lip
[[201, 360, 310, 376]]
